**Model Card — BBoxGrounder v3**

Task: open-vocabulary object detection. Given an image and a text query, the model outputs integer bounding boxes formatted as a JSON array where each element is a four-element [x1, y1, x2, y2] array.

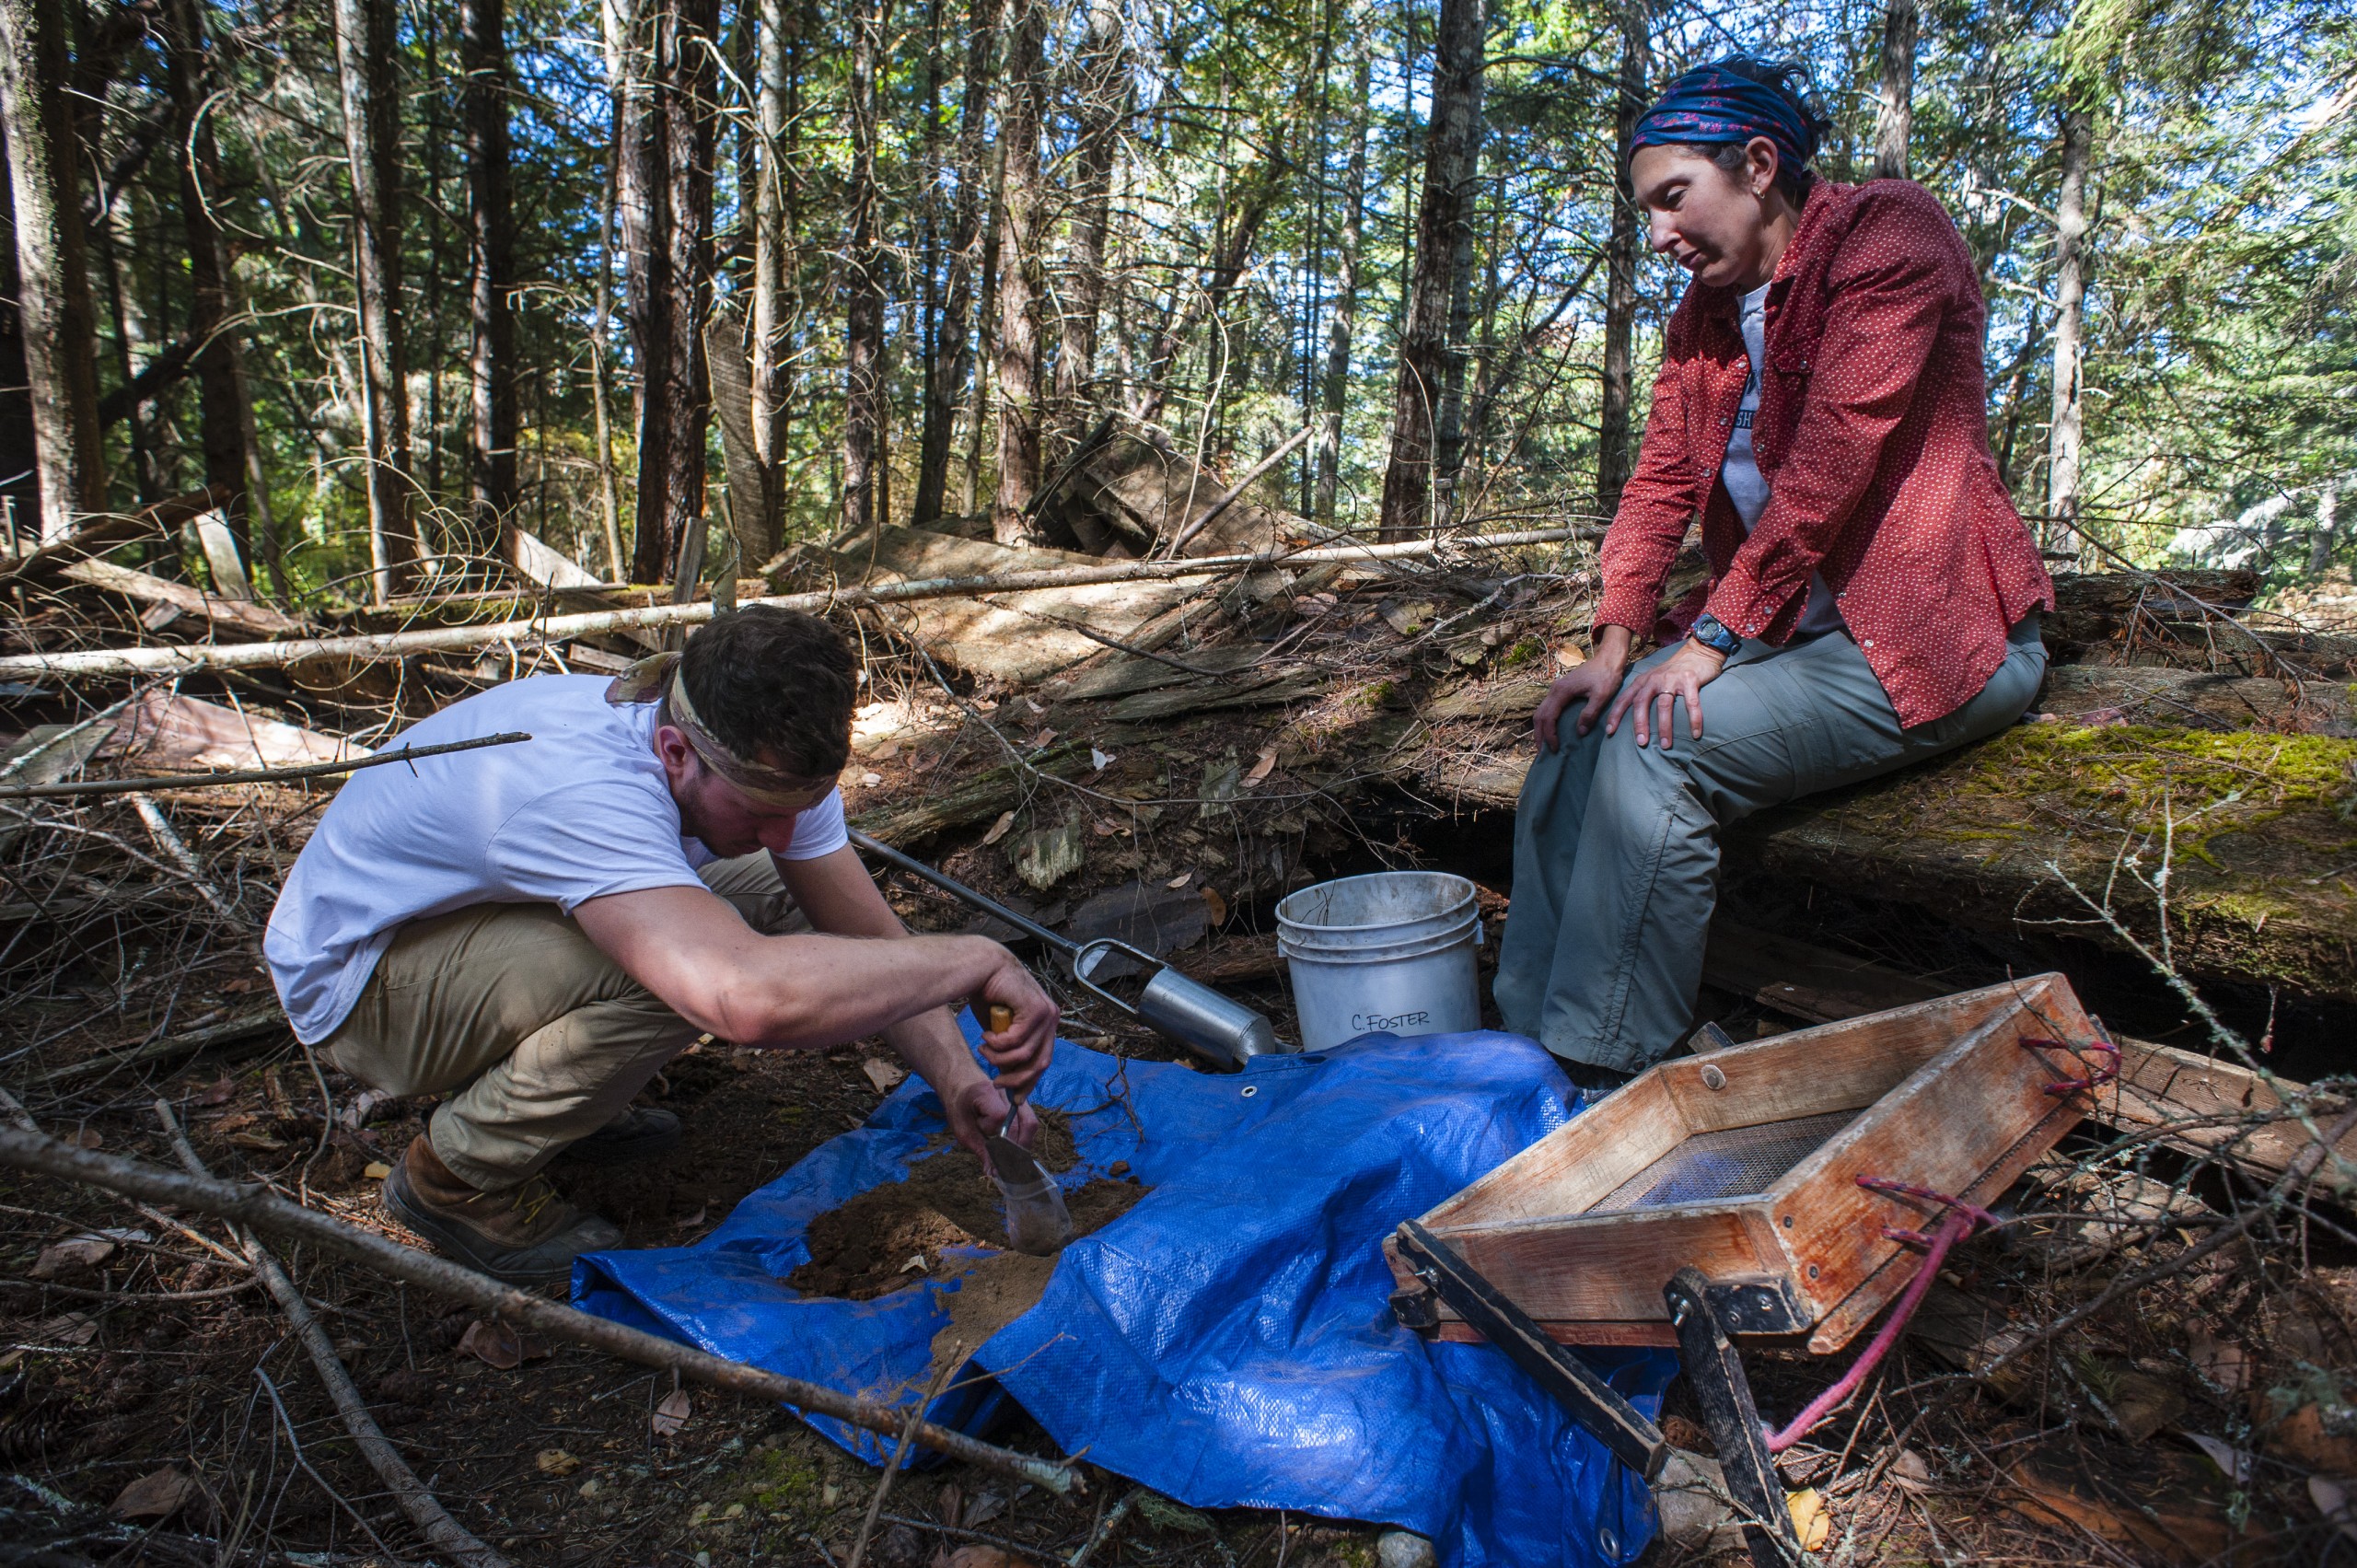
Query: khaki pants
[[320, 854, 798, 1192]]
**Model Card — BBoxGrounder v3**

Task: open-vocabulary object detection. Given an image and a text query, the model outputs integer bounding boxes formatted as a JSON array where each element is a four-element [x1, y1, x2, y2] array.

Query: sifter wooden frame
[[1386, 974, 2102, 1354]]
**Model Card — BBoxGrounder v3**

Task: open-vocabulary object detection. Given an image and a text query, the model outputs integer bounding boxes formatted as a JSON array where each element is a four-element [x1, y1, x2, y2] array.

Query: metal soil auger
[[849, 828, 1285, 1067]]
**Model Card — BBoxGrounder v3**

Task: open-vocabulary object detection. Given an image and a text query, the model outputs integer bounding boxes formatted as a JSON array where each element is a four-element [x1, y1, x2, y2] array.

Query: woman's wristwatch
[[1689, 612, 1742, 656]]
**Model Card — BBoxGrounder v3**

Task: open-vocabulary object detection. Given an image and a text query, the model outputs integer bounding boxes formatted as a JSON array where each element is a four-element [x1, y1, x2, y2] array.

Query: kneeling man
[[266, 607, 1057, 1282]]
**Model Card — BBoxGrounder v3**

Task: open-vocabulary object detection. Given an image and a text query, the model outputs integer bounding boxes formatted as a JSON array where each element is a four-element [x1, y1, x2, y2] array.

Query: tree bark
[[0, 0, 101, 542], [751, 0, 795, 497], [991, 0, 1048, 543], [911, 0, 999, 526], [2046, 101, 2092, 556], [1051, 0, 1125, 450], [1431, 102, 1487, 528], [461, 0, 519, 564], [331, 0, 417, 600], [621, 0, 720, 586], [1593, 0, 1646, 524], [1873, 0, 1918, 181], [1314, 29, 1370, 526], [590, 83, 626, 580], [840, 0, 886, 537], [1376, 0, 1484, 540]]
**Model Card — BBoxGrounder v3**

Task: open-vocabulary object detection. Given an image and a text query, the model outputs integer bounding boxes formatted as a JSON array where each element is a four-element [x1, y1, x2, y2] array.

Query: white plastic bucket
[[1274, 871, 1482, 1051]]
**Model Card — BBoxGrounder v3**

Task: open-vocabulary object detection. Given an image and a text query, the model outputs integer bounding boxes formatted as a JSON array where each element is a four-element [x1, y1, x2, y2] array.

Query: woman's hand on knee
[[1534, 629, 1635, 751], [1606, 639, 1726, 749]]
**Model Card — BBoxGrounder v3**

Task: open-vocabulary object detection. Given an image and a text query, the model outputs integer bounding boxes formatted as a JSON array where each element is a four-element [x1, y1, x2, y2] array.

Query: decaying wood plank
[[98, 691, 367, 772], [0, 485, 227, 586], [62, 556, 303, 636], [1701, 920, 1945, 1025]]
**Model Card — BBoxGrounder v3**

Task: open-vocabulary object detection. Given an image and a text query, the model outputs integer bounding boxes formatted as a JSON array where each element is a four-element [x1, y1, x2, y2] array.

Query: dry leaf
[[39, 1312, 99, 1347], [672, 1204, 707, 1232], [2311, 1475, 2357, 1542], [867, 738, 901, 762], [1554, 643, 1587, 668], [363, 1160, 393, 1181], [536, 1449, 582, 1477], [1201, 887, 1228, 926], [1784, 1488, 1830, 1552], [2188, 1325, 2248, 1394], [862, 1058, 909, 1093], [31, 1237, 118, 1279], [1166, 870, 1194, 889], [945, 1548, 1035, 1568], [981, 810, 1016, 846], [2186, 1433, 2253, 1485], [71, 1128, 103, 1150], [1888, 1448, 1932, 1493], [455, 1318, 550, 1370], [1243, 747, 1277, 785], [650, 1388, 691, 1437], [859, 772, 884, 787], [111, 1467, 197, 1521], [1092, 818, 1121, 837], [226, 1130, 287, 1151], [1028, 727, 1057, 748], [1090, 747, 1115, 772], [193, 1075, 237, 1107]]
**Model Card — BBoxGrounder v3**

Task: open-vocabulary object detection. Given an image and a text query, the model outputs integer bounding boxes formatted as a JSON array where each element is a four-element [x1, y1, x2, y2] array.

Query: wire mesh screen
[[1589, 1109, 1864, 1213]]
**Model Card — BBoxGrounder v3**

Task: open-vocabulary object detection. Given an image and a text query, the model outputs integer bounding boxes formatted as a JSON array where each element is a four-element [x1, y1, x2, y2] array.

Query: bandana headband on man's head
[[1631, 62, 1817, 175], [606, 653, 836, 811]]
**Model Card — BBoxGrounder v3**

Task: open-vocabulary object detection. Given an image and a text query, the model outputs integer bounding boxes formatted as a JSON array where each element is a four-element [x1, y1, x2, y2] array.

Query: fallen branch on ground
[[0, 528, 1601, 679], [0, 731, 532, 800], [0, 1125, 1084, 1494], [153, 1099, 509, 1568]]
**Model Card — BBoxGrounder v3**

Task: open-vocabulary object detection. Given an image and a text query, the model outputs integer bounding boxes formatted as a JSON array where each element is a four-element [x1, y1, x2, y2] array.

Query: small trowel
[[982, 1004, 1072, 1255]]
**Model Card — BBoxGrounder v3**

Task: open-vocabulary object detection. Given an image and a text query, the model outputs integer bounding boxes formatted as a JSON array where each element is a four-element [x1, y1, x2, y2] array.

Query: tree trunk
[[1873, 0, 1918, 181], [590, 84, 626, 580], [912, 0, 1000, 527], [460, 0, 519, 565], [1130, 168, 1278, 430], [2046, 101, 2092, 557], [1376, 0, 1484, 540], [1051, 0, 1124, 450], [751, 0, 795, 496], [992, 0, 1048, 543], [840, 0, 886, 537], [331, 0, 417, 600], [621, 0, 720, 587], [1430, 101, 1486, 529], [0, 0, 101, 541], [1593, 0, 1646, 524], [162, 0, 251, 568], [1314, 31, 1370, 526], [964, 131, 1007, 516]]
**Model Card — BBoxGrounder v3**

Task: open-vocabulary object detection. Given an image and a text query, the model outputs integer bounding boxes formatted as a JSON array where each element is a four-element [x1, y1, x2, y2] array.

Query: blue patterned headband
[[1631, 62, 1817, 174]]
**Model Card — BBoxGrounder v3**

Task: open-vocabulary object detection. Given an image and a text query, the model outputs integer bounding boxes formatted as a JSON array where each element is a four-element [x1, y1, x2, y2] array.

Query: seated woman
[[1493, 56, 2053, 1093]]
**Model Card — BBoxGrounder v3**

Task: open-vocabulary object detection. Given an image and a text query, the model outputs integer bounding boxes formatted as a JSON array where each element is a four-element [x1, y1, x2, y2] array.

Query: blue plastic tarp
[[575, 1021, 1676, 1567]]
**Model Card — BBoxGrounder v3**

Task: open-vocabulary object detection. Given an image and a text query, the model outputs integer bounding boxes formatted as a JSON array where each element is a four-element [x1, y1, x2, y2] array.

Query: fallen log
[[0, 1125, 1084, 1494], [61, 557, 304, 637], [0, 527, 1598, 680]]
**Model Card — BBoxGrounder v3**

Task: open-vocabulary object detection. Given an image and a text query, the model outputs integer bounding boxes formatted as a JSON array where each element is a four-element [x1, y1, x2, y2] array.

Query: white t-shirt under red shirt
[[264, 674, 847, 1044], [1724, 280, 1846, 637]]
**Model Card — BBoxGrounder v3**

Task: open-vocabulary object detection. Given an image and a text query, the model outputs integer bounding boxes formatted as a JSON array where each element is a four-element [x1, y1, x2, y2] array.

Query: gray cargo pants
[[1494, 619, 2045, 1074]]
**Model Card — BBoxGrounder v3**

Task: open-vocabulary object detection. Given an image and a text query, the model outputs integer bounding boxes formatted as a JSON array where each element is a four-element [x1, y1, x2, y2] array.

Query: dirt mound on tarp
[[785, 1108, 1146, 1301]]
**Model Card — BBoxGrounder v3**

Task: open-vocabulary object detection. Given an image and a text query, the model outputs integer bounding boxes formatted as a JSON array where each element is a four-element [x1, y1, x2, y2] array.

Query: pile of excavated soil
[[785, 1108, 1147, 1301]]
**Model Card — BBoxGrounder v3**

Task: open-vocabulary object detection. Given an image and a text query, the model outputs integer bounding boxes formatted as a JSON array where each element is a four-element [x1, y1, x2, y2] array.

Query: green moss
[[1361, 679, 1398, 707], [1863, 723, 2357, 859], [1501, 636, 1542, 668], [733, 1443, 824, 1518]]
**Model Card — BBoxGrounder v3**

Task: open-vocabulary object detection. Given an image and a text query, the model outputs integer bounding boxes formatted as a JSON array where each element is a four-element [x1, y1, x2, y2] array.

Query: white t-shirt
[[265, 674, 848, 1043], [1724, 281, 1845, 637]]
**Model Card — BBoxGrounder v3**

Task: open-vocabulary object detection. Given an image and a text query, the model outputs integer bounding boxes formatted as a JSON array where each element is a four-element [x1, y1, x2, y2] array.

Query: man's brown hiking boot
[[382, 1134, 622, 1285]]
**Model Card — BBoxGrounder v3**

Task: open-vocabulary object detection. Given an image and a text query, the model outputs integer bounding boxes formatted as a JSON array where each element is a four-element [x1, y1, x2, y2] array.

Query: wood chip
[[650, 1388, 691, 1436]]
